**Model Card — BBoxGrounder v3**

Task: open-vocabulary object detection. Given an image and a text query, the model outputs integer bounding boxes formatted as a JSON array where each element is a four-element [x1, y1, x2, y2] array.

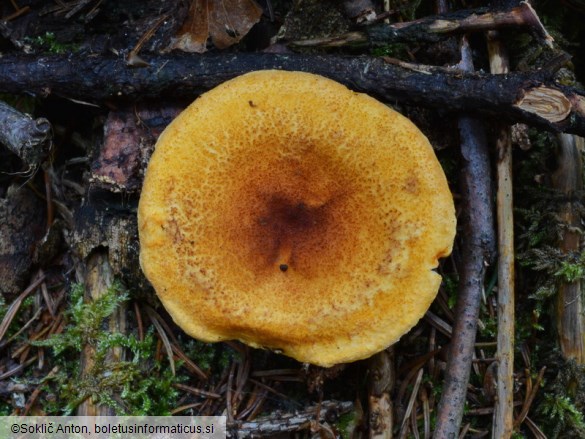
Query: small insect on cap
[[138, 71, 456, 367]]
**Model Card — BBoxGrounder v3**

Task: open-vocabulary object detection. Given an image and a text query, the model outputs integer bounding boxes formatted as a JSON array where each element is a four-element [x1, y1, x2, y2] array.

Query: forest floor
[[1, 1, 585, 438]]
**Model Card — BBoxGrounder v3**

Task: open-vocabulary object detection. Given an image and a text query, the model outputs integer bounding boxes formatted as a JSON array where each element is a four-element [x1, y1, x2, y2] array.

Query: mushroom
[[138, 70, 456, 367]]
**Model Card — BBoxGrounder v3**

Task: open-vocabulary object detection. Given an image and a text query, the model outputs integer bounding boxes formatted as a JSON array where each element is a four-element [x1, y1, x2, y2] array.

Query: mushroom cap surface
[[138, 70, 456, 367]]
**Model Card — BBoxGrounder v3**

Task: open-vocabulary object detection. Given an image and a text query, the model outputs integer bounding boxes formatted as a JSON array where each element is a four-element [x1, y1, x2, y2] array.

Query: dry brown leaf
[[169, 0, 262, 53]]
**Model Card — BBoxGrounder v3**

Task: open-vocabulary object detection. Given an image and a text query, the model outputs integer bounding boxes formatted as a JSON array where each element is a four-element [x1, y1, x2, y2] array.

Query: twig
[[232, 348, 251, 415], [0, 273, 46, 343], [514, 366, 546, 429], [144, 306, 175, 376], [171, 343, 208, 380], [133, 301, 144, 342], [22, 366, 59, 415], [227, 360, 236, 423], [488, 29, 516, 439], [39, 273, 55, 317], [0, 355, 38, 380], [298, 2, 553, 48], [238, 387, 268, 420], [399, 368, 424, 439], [126, 13, 169, 67], [248, 378, 293, 403], [6, 306, 44, 348], [434, 36, 496, 438], [170, 402, 202, 414], [172, 383, 221, 399], [424, 310, 453, 337], [524, 416, 547, 439], [0, 100, 52, 168], [458, 423, 471, 439], [235, 400, 353, 438]]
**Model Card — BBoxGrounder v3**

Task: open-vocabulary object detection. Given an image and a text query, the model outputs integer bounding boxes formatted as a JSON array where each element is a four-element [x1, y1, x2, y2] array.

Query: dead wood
[[434, 114, 495, 438], [77, 249, 127, 416], [0, 100, 52, 168], [342, 0, 376, 22], [366, 2, 551, 46], [433, 36, 496, 439], [92, 104, 181, 193], [234, 400, 353, 438], [488, 29, 516, 439], [368, 348, 394, 439], [295, 2, 551, 48], [0, 186, 46, 295], [552, 133, 585, 364], [0, 53, 584, 135]]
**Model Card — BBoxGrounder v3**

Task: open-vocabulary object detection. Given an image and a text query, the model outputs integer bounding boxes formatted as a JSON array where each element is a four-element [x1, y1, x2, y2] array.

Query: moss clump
[[35, 282, 181, 415], [25, 32, 78, 54]]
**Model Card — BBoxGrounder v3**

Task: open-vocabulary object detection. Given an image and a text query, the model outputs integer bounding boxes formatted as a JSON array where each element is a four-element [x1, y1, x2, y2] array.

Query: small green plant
[[35, 282, 181, 415], [538, 394, 585, 438], [336, 411, 358, 439], [442, 274, 458, 310], [555, 257, 585, 283]]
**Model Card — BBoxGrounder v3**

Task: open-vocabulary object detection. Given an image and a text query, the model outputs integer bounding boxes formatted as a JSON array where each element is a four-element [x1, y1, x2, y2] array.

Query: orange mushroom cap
[[138, 70, 456, 367]]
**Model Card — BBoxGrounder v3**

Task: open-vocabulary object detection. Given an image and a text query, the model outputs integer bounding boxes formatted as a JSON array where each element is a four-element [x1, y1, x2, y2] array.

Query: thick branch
[[0, 53, 584, 135]]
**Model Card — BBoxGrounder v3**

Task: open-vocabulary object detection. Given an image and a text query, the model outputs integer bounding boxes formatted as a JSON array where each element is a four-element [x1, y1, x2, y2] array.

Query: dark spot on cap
[[279, 264, 289, 272]]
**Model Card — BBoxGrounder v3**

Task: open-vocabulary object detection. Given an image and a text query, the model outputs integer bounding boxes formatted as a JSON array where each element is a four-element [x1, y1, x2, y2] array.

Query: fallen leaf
[[169, 0, 262, 53]]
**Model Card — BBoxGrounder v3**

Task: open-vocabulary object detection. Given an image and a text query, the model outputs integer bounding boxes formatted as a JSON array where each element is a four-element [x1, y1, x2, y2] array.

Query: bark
[[0, 53, 584, 135], [434, 37, 496, 439], [235, 400, 354, 438], [365, 2, 551, 46], [0, 100, 52, 168], [368, 348, 394, 439], [342, 0, 376, 21], [488, 30, 516, 439], [0, 185, 46, 295], [77, 249, 126, 416], [297, 2, 551, 47], [552, 133, 585, 364], [70, 199, 141, 283], [434, 115, 494, 439], [93, 105, 181, 193]]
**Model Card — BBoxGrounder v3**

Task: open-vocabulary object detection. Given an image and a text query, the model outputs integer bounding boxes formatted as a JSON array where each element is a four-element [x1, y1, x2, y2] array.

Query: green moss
[[34, 282, 182, 415], [478, 315, 497, 340], [440, 274, 458, 310], [24, 32, 79, 55], [538, 393, 585, 438], [182, 339, 235, 375], [336, 411, 357, 439]]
